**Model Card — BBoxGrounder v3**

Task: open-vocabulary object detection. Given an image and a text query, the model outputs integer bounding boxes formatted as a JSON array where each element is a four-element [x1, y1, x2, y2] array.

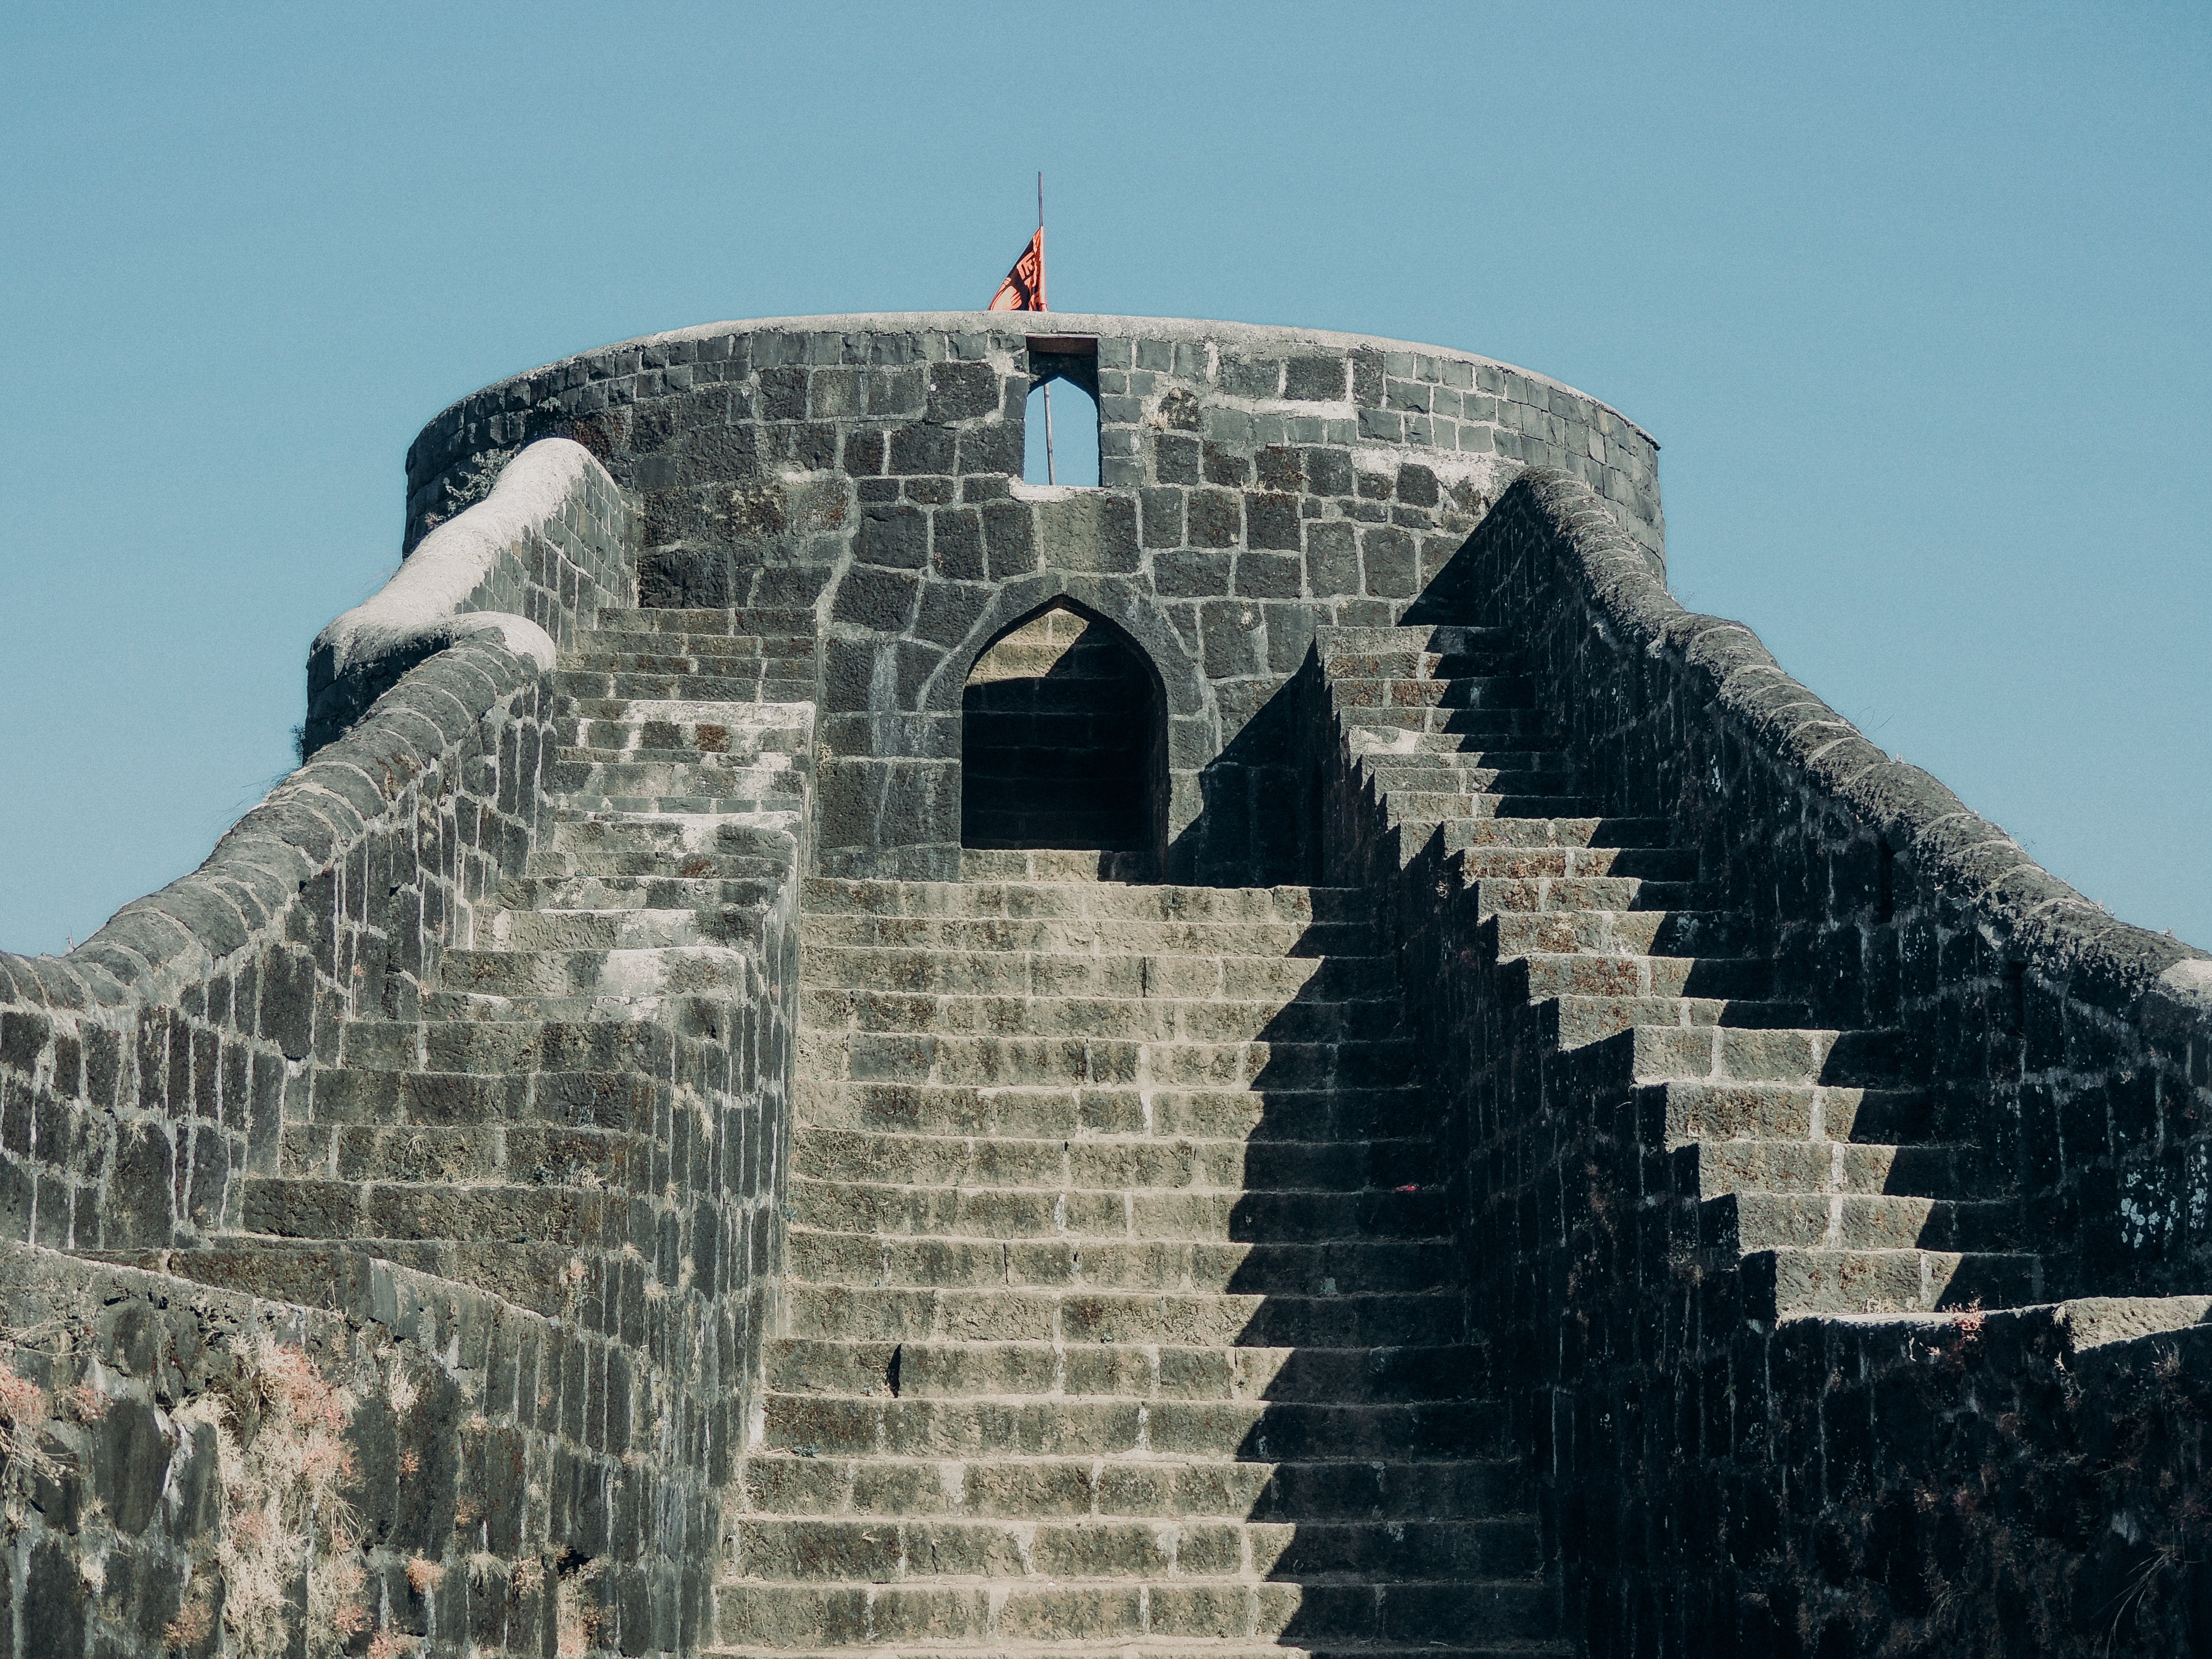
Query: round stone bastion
[[403, 314, 1663, 886]]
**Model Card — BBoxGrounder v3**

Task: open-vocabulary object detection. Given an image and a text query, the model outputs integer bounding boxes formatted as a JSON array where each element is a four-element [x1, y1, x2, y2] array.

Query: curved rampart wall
[[304, 437, 633, 753], [401, 313, 1661, 884]]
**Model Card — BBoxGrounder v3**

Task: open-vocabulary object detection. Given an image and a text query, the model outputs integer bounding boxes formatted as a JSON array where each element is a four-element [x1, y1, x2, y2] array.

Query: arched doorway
[[960, 601, 1167, 877]]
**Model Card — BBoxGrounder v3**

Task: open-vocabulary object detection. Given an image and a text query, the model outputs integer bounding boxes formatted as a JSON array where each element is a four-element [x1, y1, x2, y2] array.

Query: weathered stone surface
[[3, 315, 2203, 1659]]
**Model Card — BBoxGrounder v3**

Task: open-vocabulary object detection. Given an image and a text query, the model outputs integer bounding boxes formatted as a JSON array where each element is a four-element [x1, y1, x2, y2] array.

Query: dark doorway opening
[[960, 601, 1168, 872]]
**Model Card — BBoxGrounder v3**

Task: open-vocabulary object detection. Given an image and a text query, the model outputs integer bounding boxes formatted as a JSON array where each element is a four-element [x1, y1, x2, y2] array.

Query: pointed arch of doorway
[[921, 574, 1214, 880]]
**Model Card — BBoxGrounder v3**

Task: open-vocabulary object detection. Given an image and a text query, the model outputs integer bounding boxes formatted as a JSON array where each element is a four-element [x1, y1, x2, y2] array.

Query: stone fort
[[2, 313, 2208, 1658]]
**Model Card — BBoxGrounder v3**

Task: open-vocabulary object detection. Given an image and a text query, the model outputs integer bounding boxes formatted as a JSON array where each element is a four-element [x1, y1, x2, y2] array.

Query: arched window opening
[[962, 602, 1166, 873], [1023, 379, 1100, 486]]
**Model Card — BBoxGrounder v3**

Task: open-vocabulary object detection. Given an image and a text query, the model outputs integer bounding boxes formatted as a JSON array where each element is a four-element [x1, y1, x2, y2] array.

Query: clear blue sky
[[3, 3, 2205, 954]]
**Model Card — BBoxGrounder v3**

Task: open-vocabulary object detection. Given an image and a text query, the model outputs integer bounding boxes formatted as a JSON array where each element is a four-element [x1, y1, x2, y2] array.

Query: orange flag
[[988, 228, 1046, 312]]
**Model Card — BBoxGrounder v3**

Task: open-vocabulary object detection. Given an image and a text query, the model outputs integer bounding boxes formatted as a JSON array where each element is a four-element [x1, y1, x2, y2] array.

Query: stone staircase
[[719, 867, 1565, 1657], [226, 605, 816, 1313], [1321, 624, 2039, 1320], [136, 590, 2046, 1649]]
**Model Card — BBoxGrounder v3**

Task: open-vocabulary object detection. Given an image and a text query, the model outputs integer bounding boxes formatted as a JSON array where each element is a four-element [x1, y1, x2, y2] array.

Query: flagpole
[[1038, 172, 1055, 485]]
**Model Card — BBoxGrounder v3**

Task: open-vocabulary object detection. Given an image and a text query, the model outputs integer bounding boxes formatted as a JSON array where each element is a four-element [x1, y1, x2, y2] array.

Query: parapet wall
[[0, 441, 802, 1658], [1432, 470, 2212, 1298], [1320, 469, 2212, 1654], [402, 314, 1660, 885], [0, 633, 559, 1250]]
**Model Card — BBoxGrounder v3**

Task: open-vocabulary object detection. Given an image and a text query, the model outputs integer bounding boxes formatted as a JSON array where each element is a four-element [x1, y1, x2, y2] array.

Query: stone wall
[[399, 314, 1660, 885], [0, 632, 560, 1254], [1418, 470, 2212, 1298], [1318, 468, 2212, 1656], [0, 1242, 697, 1659], [0, 445, 803, 1657], [303, 438, 632, 755]]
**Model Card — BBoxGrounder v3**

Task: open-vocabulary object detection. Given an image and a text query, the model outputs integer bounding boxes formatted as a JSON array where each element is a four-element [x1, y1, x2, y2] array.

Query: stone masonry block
[[1189, 491, 1242, 549], [1154, 433, 1201, 485], [1141, 488, 1185, 549], [1246, 494, 1302, 551]]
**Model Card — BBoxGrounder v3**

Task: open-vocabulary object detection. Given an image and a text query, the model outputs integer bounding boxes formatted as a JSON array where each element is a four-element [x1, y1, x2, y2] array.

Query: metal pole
[[1037, 171, 1055, 483]]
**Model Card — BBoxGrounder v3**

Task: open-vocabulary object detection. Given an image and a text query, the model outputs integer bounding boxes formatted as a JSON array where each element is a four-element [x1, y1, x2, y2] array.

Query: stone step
[[796, 1081, 1428, 1143], [762, 1338, 1492, 1404], [1458, 846, 1697, 882], [1384, 793, 1600, 824], [711, 1574, 1557, 1648], [799, 947, 1393, 1002], [1442, 815, 1671, 848], [1512, 952, 1769, 1000], [1469, 876, 1712, 914], [560, 695, 813, 727], [553, 748, 804, 781], [802, 990, 1404, 1046], [723, 1514, 1538, 1585], [604, 604, 820, 637], [1319, 625, 1515, 654], [486, 905, 766, 950], [423, 986, 739, 1025], [278, 1118, 646, 1184], [1487, 908, 1755, 959], [1680, 1136, 1996, 1198], [1650, 1079, 1936, 1146], [785, 1176, 1446, 1245], [550, 813, 801, 857], [499, 872, 787, 912], [804, 879, 1364, 926], [1742, 1248, 2043, 1319], [731, 1451, 1526, 1522], [527, 816, 803, 878], [1707, 1192, 2021, 1252], [1576, 1025, 1915, 1089], [800, 1031, 1417, 1091], [1324, 650, 1524, 681], [121, 1236, 614, 1320], [238, 1177, 634, 1247], [548, 787, 809, 823], [556, 700, 810, 744], [574, 628, 817, 658], [1363, 769, 1584, 803], [441, 944, 757, 1002], [549, 755, 801, 790], [551, 668, 817, 702], [1540, 995, 1814, 1049], [759, 1390, 1503, 1461], [785, 1230, 1453, 1295], [1349, 747, 1573, 775], [1334, 706, 1546, 738], [555, 732, 806, 769], [334, 1014, 678, 1076], [1356, 745, 1573, 773], [799, 913, 1381, 958], [1349, 729, 1566, 758], [781, 1284, 1461, 1348], [553, 793, 808, 819], [958, 848, 1161, 883], [302, 1065, 665, 1130], [525, 844, 797, 881], [792, 1128, 1429, 1198], [1327, 677, 1536, 710], [564, 646, 798, 677]]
